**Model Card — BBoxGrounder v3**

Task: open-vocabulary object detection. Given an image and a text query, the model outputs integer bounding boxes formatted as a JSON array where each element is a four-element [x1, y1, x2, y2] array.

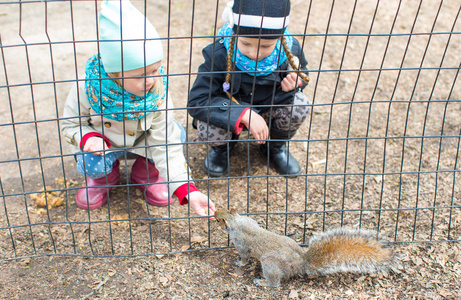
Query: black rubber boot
[[260, 141, 301, 177], [260, 125, 301, 177], [203, 143, 235, 176]]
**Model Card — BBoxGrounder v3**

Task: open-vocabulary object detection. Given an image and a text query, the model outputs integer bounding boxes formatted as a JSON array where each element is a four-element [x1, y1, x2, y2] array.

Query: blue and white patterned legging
[[76, 120, 186, 179]]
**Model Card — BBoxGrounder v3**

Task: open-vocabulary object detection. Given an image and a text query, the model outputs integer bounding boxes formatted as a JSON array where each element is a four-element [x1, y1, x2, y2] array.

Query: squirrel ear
[[229, 208, 237, 215]]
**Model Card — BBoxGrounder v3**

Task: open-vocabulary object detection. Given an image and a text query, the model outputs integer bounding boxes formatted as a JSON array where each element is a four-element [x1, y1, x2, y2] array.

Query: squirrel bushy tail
[[304, 228, 398, 275]]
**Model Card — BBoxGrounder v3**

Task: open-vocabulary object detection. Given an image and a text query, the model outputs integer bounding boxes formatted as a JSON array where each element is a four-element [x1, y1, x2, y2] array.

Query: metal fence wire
[[0, 0, 460, 260]]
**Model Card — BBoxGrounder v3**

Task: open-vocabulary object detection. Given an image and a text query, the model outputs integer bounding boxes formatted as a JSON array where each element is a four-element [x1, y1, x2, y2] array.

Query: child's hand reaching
[[281, 72, 303, 92], [83, 136, 108, 155], [187, 191, 216, 219], [241, 109, 269, 144]]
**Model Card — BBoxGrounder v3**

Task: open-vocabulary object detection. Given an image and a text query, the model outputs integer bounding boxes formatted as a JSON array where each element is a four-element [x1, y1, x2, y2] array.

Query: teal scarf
[[85, 54, 168, 121]]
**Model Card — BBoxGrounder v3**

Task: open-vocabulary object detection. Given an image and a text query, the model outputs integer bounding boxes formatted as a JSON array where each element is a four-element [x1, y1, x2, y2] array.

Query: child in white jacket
[[61, 0, 215, 217]]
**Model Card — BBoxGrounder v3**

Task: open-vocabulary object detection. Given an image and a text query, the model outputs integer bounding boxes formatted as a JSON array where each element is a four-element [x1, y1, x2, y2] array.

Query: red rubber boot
[[130, 157, 173, 206], [76, 160, 120, 210]]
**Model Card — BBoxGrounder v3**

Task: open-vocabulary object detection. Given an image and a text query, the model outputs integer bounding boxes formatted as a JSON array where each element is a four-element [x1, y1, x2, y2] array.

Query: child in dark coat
[[188, 0, 310, 177]]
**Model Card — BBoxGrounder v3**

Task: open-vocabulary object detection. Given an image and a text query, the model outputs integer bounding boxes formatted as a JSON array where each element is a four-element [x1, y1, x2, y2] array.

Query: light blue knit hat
[[98, 0, 163, 73]]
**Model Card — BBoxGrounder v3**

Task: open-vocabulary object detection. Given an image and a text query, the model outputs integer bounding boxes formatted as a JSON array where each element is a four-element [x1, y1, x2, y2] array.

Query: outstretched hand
[[187, 191, 216, 219]]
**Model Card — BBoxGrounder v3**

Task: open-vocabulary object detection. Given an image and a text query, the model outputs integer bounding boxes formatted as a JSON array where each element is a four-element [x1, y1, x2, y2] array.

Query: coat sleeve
[[187, 41, 250, 134], [61, 79, 100, 151], [146, 94, 194, 196]]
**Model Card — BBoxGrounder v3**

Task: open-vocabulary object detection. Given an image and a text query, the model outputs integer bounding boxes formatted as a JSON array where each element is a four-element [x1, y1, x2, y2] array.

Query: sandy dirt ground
[[0, 0, 460, 299]]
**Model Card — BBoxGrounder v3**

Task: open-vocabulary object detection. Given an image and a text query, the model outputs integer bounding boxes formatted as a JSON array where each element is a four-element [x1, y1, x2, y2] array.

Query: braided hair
[[280, 36, 310, 83], [224, 36, 240, 104]]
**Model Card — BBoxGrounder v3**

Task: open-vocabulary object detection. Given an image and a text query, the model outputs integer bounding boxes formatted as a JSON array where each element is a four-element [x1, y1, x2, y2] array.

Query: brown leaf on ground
[[190, 236, 207, 244], [30, 186, 64, 208], [112, 214, 129, 226]]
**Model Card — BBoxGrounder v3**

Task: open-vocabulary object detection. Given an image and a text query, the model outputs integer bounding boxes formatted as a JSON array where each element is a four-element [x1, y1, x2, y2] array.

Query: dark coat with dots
[[187, 37, 309, 134]]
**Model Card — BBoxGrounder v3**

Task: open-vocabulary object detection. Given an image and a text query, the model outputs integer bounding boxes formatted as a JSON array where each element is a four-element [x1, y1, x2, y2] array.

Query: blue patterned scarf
[[85, 54, 168, 121], [218, 24, 293, 76]]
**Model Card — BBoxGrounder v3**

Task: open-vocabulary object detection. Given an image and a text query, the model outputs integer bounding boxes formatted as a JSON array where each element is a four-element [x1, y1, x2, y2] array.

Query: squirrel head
[[215, 208, 238, 231]]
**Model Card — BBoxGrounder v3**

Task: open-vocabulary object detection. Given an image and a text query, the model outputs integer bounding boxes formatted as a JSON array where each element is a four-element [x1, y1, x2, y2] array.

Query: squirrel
[[215, 208, 399, 287]]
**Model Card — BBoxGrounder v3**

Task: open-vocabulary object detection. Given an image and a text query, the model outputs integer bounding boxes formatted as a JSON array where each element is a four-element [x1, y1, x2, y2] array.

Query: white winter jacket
[[61, 77, 193, 197]]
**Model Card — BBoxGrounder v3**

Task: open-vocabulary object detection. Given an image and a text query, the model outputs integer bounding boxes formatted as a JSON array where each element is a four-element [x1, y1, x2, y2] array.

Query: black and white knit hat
[[222, 0, 290, 38]]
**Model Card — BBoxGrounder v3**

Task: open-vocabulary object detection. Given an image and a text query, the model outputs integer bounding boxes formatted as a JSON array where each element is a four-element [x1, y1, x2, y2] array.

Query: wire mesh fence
[[0, 0, 460, 261]]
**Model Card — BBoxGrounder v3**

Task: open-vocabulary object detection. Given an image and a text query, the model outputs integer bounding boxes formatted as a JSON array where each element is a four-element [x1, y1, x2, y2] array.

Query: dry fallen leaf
[[289, 289, 299, 299], [191, 236, 207, 244], [19, 258, 31, 267], [28, 207, 47, 215], [159, 276, 169, 286], [30, 186, 64, 208], [113, 214, 129, 226], [56, 177, 79, 187], [436, 254, 449, 267], [311, 159, 327, 166], [227, 271, 239, 278]]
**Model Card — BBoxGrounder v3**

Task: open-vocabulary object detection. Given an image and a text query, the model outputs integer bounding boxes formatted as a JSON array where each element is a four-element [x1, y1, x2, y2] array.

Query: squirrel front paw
[[236, 260, 247, 267], [254, 278, 280, 287], [253, 278, 268, 286]]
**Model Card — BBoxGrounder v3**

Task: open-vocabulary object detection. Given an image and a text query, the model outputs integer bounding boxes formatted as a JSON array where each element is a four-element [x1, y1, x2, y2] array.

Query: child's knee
[[294, 91, 309, 105], [282, 92, 310, 130], [196, 120, 233, 146], [293, 92, 310, 118]]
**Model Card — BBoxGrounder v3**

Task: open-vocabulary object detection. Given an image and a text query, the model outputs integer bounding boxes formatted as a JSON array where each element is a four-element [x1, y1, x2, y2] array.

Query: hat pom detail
[[222, 1, 235, 27]]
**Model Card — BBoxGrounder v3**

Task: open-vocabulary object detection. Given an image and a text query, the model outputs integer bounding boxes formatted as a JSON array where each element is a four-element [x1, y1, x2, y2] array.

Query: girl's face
[[112, 61, 162, 96], [236, 37, 278, 61]]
